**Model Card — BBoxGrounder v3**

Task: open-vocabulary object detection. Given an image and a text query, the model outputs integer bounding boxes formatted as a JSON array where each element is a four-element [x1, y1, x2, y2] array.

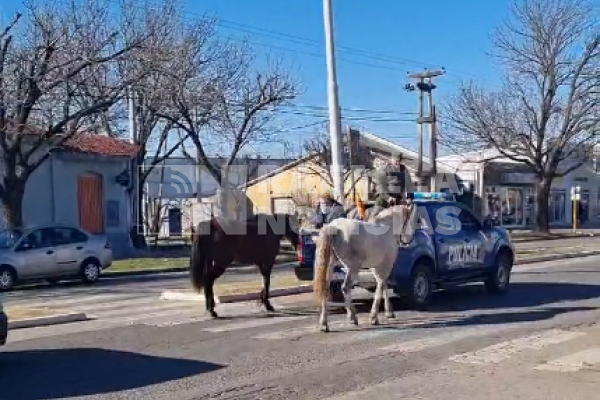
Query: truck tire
[[485, 250, 513, 294], [405, 261, 434, 309]]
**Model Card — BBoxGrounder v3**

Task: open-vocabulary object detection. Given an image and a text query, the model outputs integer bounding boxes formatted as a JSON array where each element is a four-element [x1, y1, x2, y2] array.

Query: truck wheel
[[485, 250, 512, 294], [405, 261, 434, 309]]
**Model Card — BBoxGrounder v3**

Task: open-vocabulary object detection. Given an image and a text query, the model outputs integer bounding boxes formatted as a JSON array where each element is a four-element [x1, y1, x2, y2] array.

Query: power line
[[286, 104, 417, 114], [215, 18, 489, 83], [81, 0, 490, 84]]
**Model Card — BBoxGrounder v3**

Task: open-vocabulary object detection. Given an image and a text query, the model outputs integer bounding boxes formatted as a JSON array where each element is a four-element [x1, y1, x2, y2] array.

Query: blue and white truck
[[295, 192, 515, 308]]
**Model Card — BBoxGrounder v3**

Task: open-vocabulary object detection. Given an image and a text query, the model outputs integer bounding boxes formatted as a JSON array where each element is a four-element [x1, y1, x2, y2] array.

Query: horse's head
[[371, 204, 416, 244]]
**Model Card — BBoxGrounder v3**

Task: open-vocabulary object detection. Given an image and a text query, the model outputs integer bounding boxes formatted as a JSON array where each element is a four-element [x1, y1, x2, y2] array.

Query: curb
[[8, 312, 90, 330], [161, 285, 313, 304], [159, 251, 600, 304], [102, 239, 599, 279], [511, 233, 596, 243], [515, 250, 600, 265]]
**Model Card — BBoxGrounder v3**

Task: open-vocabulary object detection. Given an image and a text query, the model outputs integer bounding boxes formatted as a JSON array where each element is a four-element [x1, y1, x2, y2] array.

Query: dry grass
[[110, 252, 298, 273], [5, 306, 65, 321]]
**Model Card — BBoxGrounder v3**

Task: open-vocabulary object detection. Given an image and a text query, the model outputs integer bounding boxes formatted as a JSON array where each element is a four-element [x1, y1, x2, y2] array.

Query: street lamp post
[[322, 0, 345, 202]]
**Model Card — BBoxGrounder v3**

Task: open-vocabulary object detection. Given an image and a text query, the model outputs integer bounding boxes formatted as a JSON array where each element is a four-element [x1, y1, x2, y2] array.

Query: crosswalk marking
[[6, 288, 598, 375], [202, 315, 310, 333], [449, 329, 585, 365], [85, 301, 200, 319], [378, 326, 498, 354], [534, 347, 600, 372]]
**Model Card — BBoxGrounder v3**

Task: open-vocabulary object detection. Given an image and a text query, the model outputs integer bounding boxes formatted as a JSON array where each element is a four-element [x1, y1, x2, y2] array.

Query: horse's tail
[[190, 222, 212, 293], [313, 224, 339, 302]]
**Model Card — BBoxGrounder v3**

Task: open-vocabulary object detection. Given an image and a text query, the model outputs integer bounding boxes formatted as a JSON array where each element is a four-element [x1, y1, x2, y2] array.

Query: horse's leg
[[205, 264, 226, 319], [369, 268, 383, 325], [259, 263, 276, 313], [342, 272, 358, 326], [318, 296, 329, 332], [382, 279, 395, 320], [204, 275, 218, 319]]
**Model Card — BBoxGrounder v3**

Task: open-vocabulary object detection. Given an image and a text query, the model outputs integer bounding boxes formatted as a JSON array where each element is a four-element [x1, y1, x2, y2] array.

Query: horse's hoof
[[385, 312, 395, 319], [265, 304, 276, 313], [370, 317, 380, 326], [348, 316, 359, 326], [319, 324, 330, 333], [208, 310, 218, 319]]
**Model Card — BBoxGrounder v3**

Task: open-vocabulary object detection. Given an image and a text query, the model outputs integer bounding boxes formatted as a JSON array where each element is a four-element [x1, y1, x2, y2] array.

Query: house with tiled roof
[[5, 131, 139, 257]]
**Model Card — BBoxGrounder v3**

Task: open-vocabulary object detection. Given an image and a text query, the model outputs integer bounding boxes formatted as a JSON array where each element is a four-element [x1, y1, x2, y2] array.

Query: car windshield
[[0, 228, 24, 249]]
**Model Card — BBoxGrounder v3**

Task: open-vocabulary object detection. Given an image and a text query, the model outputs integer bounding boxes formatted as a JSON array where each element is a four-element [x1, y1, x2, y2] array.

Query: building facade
[[439, 150, 600, 229], [0, 134, 138, 257]]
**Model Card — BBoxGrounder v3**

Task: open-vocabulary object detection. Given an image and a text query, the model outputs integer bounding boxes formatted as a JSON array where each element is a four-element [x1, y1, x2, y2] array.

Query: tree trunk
[[1, 182, 25, 229], [535, 177, 552, 233]]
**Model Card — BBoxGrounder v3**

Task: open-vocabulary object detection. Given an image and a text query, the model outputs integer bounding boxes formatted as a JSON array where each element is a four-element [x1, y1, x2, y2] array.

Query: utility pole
[[322, 0, 345, 202], [127, 87, 142, 241], [404, 68, 445, 192]]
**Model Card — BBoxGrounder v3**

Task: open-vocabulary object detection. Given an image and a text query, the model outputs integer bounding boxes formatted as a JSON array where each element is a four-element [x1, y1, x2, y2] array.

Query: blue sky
[[2, 0, 514, 157]]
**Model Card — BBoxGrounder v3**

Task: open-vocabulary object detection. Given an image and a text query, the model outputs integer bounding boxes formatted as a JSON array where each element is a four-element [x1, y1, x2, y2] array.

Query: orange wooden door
[[77, 174, 104, 233]]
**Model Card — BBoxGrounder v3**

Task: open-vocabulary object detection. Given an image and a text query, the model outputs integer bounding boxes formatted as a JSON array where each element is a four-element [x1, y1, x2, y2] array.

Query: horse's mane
[[370, 203, 416, 244], [370, 204, 410, 223]]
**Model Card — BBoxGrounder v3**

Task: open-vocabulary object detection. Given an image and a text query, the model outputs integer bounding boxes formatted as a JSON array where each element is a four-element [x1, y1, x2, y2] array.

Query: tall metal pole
[[406, 68, 445, 192], [128, 87, 141, 238], [323, 0, 345, 202]]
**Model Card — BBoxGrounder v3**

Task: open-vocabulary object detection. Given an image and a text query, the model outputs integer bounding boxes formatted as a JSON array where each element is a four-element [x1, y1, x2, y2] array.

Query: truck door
[[428, 204, 468, 274], [456, 207, 485, 270]]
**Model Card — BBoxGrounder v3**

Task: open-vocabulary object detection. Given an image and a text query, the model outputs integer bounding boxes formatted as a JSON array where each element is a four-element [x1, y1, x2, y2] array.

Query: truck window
[[458, 208, 481, 231], [423, 203, 462, 235]]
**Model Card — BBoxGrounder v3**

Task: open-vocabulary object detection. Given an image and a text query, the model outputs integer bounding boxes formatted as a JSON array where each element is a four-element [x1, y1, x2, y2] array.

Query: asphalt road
[[2, 255, 600, 400]]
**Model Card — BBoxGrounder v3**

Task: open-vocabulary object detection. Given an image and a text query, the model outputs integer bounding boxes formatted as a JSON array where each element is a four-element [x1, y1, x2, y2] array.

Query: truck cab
[[295, 192, 515, 309]]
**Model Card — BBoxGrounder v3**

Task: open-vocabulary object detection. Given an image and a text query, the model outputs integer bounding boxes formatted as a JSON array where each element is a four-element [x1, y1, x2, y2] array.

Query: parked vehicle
[[295, 192, 515, 308], [0, 296, 7, 346], [0, 224, 113, 291]]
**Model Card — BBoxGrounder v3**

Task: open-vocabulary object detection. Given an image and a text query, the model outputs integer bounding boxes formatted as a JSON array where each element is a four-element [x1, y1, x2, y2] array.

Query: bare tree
[[155, 45, 299, 217], [0, 0, 153, 228], [116, 1, 219, 247], [302, 127, 374, 201], [439, 0, 599, 232]]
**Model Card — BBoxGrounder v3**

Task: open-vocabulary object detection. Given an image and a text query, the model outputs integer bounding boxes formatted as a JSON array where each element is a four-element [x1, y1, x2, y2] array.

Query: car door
[[13, 228, 58, 279], [456, 207, 486, 270], [427, 203, 467, 275], [52, 227, 87, 275]]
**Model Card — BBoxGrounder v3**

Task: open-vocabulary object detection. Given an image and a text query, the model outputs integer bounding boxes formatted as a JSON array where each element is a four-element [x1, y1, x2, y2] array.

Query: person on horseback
[[375, 154, 408, 208], [313, 193, 346, 228]]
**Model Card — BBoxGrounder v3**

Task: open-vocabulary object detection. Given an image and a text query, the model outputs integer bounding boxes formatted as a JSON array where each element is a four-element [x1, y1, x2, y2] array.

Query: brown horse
[[189, 213, 300, 318]]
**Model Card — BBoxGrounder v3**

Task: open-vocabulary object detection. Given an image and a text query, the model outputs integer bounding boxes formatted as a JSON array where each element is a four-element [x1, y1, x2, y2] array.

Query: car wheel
[[81, 260, 101, 284], [405, 262, 434, 309], [485, 250, 513, 294], [0, 266, 16, 291]]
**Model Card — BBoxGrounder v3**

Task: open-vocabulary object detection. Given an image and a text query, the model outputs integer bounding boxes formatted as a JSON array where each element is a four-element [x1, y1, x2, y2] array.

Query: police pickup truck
[[295, 192, 515, 308]]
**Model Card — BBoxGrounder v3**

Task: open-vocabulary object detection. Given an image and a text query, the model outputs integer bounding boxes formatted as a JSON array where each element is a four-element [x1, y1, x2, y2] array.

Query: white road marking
[[202, 315, 310, 333], [535, 347, 600, 372], [378, 325, 505, 354], [449, 329, 585, 365]]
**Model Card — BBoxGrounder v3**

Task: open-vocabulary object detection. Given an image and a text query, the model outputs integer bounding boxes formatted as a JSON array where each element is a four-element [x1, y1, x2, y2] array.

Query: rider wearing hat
[[373, 154, 408, 207]]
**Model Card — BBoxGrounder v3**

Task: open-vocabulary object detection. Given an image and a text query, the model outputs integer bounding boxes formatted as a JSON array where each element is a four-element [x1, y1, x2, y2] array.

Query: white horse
[[313, 204, 415, 332]]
